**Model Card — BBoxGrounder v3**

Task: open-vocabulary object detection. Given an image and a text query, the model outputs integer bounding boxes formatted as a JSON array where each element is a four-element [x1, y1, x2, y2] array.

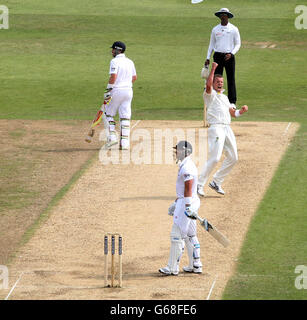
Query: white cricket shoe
[[197, 184, 205, 197], [209, 181, 225, 195], [105, 140, 118, 149], [191, 0, 203, 4], [183, 266, 203, 274], [159, 266, 179, 276]]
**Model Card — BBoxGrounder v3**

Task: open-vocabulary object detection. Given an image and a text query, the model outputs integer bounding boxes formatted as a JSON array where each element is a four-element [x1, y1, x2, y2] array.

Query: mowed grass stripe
[[223, 124, 307, 300]]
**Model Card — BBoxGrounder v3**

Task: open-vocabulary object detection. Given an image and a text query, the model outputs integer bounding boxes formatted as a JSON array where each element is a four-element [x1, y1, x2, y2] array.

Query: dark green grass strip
[[223, 124, 307, 300]]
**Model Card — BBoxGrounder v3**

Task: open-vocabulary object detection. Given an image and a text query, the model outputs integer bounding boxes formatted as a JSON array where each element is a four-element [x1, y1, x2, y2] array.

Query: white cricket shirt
[[109, 53, 136, 89], [176, 156, 198, 199], [204, 89, 231, 125], [207, 22, 241, 59]]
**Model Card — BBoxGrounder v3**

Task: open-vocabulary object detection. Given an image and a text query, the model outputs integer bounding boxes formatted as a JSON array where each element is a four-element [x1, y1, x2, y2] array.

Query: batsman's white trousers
[[173, 197, 200, 238], [105, 88, 133, 119], [199, 124, 238, 187]]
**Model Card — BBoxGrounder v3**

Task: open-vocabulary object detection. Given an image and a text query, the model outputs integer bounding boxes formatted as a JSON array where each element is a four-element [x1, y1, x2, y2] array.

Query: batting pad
[[168, 224, 184, 273], [185, 235, 201, 268], [120, 118, 130, 148]]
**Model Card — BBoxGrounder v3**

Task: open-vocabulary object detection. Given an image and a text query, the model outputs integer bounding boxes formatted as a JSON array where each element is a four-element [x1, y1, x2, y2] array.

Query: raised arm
[[206, 62, 218, 94]]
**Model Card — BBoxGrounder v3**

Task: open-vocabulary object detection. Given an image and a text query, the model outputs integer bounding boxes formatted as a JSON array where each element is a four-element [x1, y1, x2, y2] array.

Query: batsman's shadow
[[119, 196, 175, 201], [123, 273, 166, 279]]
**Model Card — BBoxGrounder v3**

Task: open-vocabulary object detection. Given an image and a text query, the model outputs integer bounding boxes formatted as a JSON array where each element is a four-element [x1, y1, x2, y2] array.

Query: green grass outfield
[[1, 0, 307, 299]]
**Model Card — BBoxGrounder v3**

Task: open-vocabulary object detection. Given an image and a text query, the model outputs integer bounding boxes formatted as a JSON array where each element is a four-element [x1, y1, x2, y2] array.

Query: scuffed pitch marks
[[33, 270, 57, 278], [235, 123, 258, 127], [242, 41, 277, 49], [151, 292, 169, 299]]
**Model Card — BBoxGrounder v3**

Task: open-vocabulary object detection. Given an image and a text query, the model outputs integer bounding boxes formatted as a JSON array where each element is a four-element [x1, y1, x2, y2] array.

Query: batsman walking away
[[104, 41, 137, 150], [85, 41, 137, 148]]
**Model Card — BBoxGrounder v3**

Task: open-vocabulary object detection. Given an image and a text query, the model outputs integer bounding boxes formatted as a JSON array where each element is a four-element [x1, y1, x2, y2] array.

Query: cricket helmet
[[173, 141, 193, 161], [110, 41, 126, 53]]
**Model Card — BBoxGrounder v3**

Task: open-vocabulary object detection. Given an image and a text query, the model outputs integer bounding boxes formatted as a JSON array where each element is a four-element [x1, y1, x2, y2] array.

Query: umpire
[[205, 8, 241, 106]]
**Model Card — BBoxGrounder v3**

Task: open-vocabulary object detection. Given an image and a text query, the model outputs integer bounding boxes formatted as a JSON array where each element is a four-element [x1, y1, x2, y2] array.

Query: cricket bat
[[85, 98, 111, 143], [196, 214, 230, 248]]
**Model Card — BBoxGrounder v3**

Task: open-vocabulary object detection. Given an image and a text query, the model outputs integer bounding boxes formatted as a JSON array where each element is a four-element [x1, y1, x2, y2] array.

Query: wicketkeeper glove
[[168, 201, 176, 216], [184, 206, 197, 220]]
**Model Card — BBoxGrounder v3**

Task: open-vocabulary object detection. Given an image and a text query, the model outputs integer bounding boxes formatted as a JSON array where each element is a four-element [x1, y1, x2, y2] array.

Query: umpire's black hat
[[215, 8, 234, 19]]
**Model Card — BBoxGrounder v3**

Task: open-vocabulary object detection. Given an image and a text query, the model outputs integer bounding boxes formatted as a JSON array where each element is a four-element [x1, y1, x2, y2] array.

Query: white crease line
[[131, 120, 141, 130], [4, 272, 24, 300], [283, 122, 291, 136], [206, 275, 218, 300]]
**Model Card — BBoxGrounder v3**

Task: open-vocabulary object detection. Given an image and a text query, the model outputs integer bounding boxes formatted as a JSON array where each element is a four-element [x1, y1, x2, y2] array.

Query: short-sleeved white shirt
[[176, 156, 198, 199], [109, 53, 136, 89], [204, 89, 231, 125]]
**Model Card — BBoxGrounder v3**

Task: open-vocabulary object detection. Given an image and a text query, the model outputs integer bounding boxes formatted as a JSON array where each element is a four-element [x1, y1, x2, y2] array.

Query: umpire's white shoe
[[197, 184, 205, 197], [209, 181, 225, 195], [183, 266, 202, 274], [159, 266, 178, 276]]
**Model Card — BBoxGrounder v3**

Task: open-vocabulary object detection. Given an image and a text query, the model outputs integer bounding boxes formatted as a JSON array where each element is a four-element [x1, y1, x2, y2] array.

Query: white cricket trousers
[[106, 88, 133, 119], [173, 197, 200, 237], [105, 88, 133, 148], [199, 124, 238, 187], [167, 197, 201, 272]]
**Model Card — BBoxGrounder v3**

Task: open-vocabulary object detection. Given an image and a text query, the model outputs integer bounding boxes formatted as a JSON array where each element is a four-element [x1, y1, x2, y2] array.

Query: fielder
[[159, 141, 202, 276], [104, 41, 137, 150], [197, 62, 248, 197]]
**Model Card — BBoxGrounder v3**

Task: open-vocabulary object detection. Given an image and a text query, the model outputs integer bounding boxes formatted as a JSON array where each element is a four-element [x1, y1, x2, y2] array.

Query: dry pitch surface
[[0, 120, 298, 300]]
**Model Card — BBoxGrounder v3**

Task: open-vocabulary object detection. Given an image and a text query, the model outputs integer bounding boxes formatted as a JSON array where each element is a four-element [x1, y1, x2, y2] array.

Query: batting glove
[[184, 207, 197, 220], [103, 88, 112, 102], [168, 201, 176, 216]]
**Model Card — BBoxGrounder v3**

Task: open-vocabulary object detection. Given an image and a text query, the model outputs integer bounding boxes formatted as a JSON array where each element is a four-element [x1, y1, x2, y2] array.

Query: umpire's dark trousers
[[213, 52, 236, 104]]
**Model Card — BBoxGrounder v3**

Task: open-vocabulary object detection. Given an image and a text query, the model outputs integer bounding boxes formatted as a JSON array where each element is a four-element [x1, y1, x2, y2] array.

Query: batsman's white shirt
[[207, 22, 241, 59], [175, 156, 198, 198], [174, 156, 200, 237], [107, 53, 137, 119], [109, 53, 136, 89]]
